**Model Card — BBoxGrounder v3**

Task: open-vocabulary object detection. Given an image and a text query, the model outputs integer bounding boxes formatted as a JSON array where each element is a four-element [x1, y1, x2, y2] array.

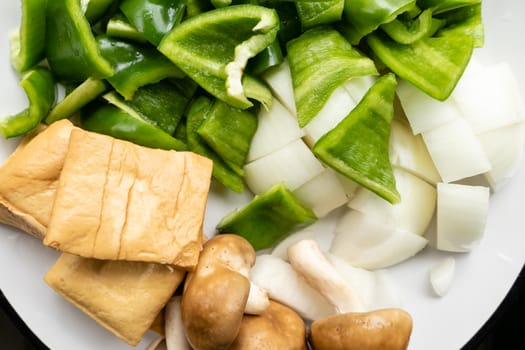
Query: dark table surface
[[1, 264, 524, 349]]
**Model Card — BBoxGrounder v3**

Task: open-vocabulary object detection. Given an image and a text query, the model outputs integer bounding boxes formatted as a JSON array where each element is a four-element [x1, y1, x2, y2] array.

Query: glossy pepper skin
[[46, 0, 113, 82], [0, 68, 56, 138], [81, 103, 187, 151], [120, 0, 186, 46]]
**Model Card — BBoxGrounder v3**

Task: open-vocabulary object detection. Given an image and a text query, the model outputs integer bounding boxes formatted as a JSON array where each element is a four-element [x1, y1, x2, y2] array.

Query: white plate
[[0, 1, 524, 349]]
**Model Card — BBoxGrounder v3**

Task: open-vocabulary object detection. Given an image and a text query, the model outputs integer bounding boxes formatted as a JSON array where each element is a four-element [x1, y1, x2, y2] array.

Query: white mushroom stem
[[245, 282, 271, 315], [165, 296, 191, 350], [288, 239, 366, 314]]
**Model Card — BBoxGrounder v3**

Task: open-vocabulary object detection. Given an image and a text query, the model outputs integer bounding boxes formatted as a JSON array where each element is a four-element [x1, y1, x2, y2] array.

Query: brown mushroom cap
[[310, 308, 413, 350], [181, 234, 256, 350], [229, 300, 307, 350]]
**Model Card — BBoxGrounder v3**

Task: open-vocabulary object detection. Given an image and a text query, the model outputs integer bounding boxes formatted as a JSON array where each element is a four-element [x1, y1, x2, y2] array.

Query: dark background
[[1, 264, 524, 349]]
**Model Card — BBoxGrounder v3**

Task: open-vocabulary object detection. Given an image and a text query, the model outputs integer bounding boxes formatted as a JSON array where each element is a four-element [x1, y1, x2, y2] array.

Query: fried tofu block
[[44, 129, 213, 269], [0, 120, 75, 239], [45, 253, 186, 346]]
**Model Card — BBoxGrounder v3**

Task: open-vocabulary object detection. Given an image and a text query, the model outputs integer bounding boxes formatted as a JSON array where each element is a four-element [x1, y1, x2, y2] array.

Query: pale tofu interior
[[0, 120, 75, 239], [44, 253, 186, 346], [44, 128, 213, 269]]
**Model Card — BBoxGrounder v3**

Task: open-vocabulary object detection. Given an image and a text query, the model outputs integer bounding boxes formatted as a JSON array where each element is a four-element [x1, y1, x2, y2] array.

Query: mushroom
[[181, 234, 269, 350], [145, 335, 167, 350], [164, 296, 191, 350], [229, 300, 307, 350], [287, 239, 366, 313], [309, 308, 413, 350]]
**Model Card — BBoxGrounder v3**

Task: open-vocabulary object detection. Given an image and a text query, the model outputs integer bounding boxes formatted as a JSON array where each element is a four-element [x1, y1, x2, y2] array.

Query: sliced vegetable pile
[[2, 0, 525, 348]]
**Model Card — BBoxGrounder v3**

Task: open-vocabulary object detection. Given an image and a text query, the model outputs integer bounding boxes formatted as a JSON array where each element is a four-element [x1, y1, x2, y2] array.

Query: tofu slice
[[0, 120, 75, 239], [44, 129, 213, 269], [44, 253, 186, 346]]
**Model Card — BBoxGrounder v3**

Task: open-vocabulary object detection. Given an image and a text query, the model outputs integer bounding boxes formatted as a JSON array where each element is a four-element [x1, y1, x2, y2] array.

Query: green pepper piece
[[341, 0, 416, 44], [125, 80, 191, 135], [120, 0, 186, 46], [417, 0, 480, 14], [380, 8, 445, 44], [186, 96, 245, 192], [312, 73, 400, 204], [287, 27, 378, 127], [81, 96, 186, 151], [367, 30, 473, 101], [46, 78, 108, 124], [46, 0, 113, 82], [0, 68, 55, 138], [247, 39, 283, 75], [217, 183, 317, 250], [186, 0, 213, 18], [197, 100, 257, 176], [295, 0, 344, 29], [436, 4, 484, 48], [85, 0, 117, 23], [106, 12, 148, 43], [96, 35, 185, 100], [10, 0, 47, 73], [158, 4, 280, 109]]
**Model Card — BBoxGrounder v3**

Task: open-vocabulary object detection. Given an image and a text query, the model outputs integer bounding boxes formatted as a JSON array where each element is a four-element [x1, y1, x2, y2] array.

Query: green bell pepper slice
[[367, 30, 473, 101], [46, 0, 113, 82], [380, 8, 445, 44], [312, 73, 400, 204], [81, 95, 186, 151], [247, 39, 283, 75], [197, 100, 258, 176], [158, 4, 280, 109], [10, 0, 47, 73], [1, 68, 56, 138], [286, 26, 378, 127], [46, 78, 108, 124], [106, 12, 148, 43], [295, 0, 344, 29], [84, 0, 117, 23], [186, 96, 245, 193], [125, 80, 191, 135], [120, 0, 186, 46], [341, 0, 416, 44], [96, 35, 185, 100], [417, 0, 480, 14], [436, 4, 484, 48], [217, 182, 317, 250]]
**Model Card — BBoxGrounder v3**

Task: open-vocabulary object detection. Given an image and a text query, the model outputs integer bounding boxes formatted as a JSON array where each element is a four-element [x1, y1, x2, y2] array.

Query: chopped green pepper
[[120, 0, 186, 46], [436, 4, 484, 48], [217, 182, 317, 250], [10, 0, 47, 73], [81, 94, 187, 151], [1, 68, 55, 138], [341, 0, 416, 44], [313, 73, 400, 204], [96, 35, 185, 100], [417, 0, 480, 14], [295, 0, 344, 29], [46, 78, 108, 124], [380, 8, 445, 44], [46, 0, 113, 82], [197, 100, 258, 176], [287, 26, 378, 127], [85, 0, 117, 23], [367, 30, 473, 100], [158, 4, 280, 109], [247, 39, 283, 75], [186, 96, 245, 192], [106, 12, 148, 43]]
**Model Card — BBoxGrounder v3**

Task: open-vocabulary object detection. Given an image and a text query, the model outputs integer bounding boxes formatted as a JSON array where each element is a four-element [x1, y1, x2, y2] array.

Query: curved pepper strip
[[158, 4, 279, 109], [97, 35, 185, 100], [286, 26, 378, 127], [341, 0, 416, 44], [380, 8, 445, 44], [106, 12, 149, 43], [436, 4, 484, 48], [295, 0, 344, 29], [186, 96, 245, 193], [0, 68, 55, 138], [120, 0, 186, 46], [367, 30, 473, 101], [312, 73, 400, 204], [81, 96, 186, 151], [46, 0, 113, 82], [10, 0, 47, 73], [84, 0, 117, 23], [417, 0, 480, 14]]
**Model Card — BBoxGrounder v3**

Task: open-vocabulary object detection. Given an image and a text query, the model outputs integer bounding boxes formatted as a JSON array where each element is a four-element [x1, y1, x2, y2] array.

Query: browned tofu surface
[[44, 253, 186, 346], [44, 128, 213, 269], [0, 120, 75, 239]]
